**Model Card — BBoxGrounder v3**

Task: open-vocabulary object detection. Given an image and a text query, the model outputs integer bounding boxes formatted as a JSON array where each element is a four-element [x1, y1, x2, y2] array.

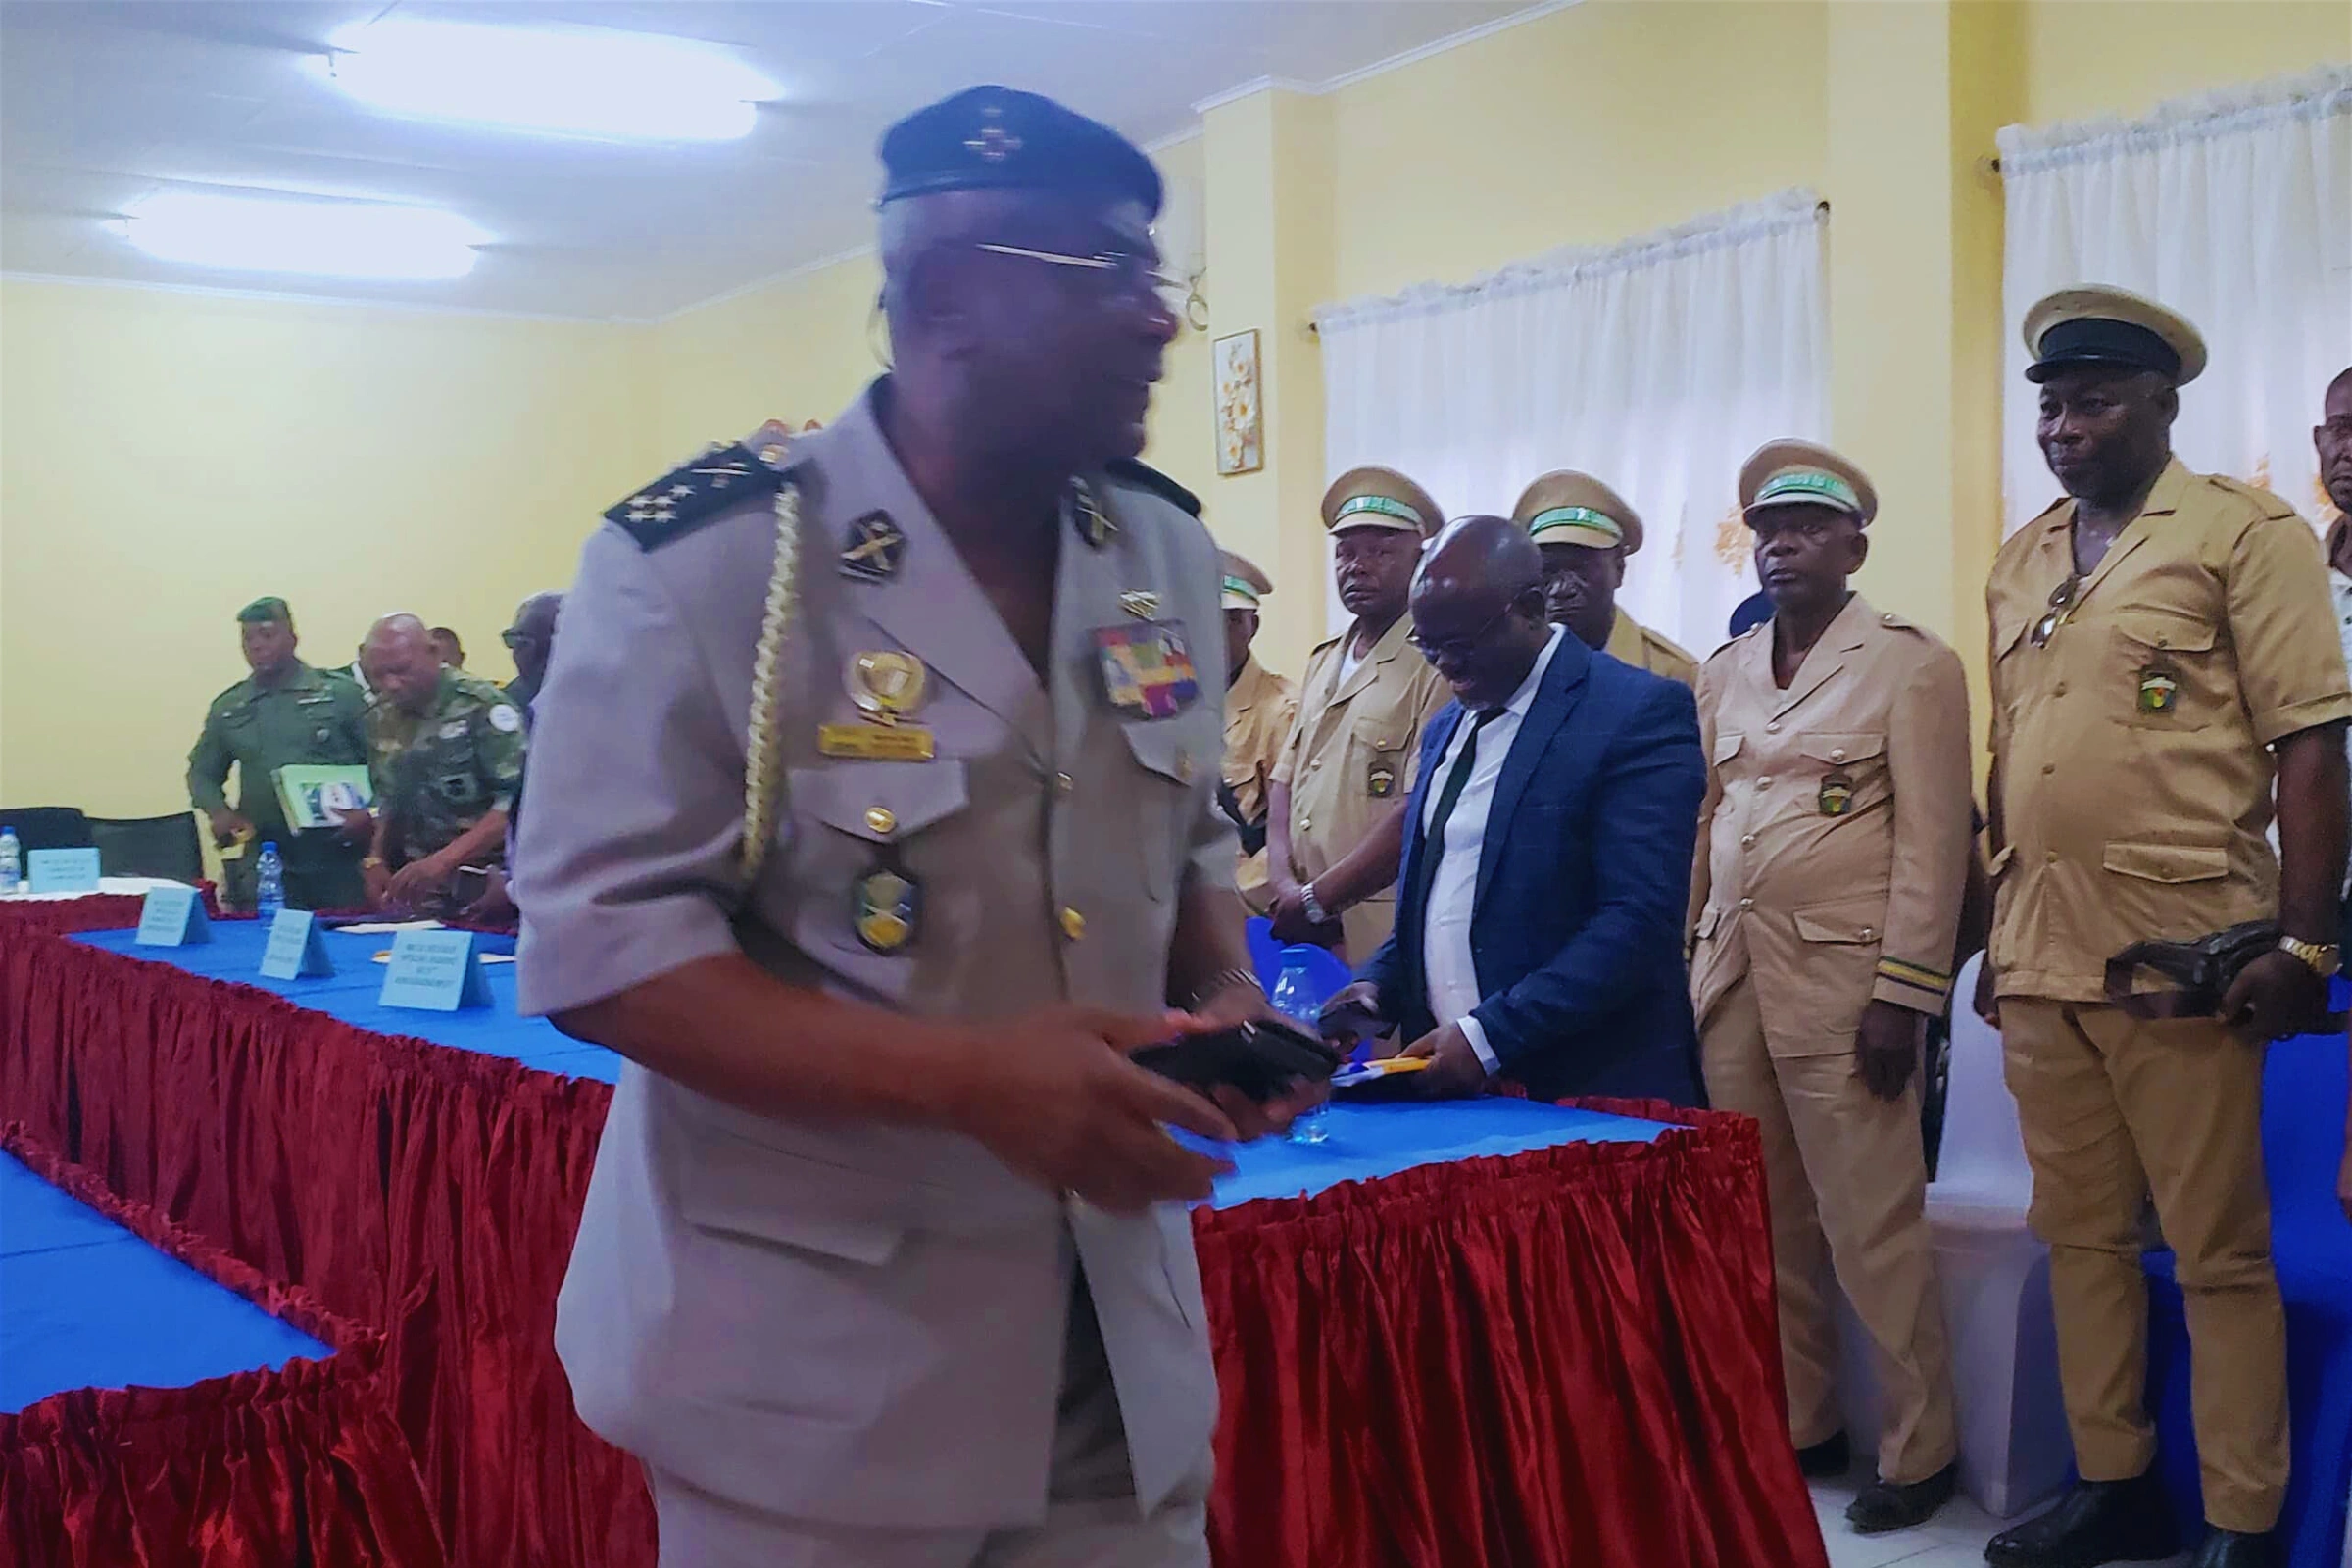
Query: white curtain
[[1999, 67, 2352, 536], [1315, 190, 1828, 652]]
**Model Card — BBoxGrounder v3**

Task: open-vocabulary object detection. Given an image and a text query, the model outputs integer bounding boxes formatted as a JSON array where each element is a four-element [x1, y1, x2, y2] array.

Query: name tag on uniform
[[1093, 621, 1199, 720], [817, 723, 937, 761]]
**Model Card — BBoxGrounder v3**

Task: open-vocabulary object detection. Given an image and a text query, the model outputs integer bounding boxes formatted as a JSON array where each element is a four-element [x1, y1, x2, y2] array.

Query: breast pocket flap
[[2102, 841, 2229, 884], [790, 761, 970, 844], [1123, 721, 1201, 785], [1713, 730, 1745, 764], [2112, 612, 2218, 655], [1796, 733, 1886, 766]]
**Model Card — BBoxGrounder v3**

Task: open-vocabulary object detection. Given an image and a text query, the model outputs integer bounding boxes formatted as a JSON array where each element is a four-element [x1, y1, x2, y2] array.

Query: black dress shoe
[[1984, 1472, 2180, 1566], [2188, 1528, 2279, 1568], [1848, 1462, 1957, 1534], [1796, 1431, 1851, 1479]]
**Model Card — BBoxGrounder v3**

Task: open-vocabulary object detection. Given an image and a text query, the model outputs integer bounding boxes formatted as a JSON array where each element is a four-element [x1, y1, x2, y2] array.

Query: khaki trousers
[[1999, 999, 2286, 1533], [648, 1270, 1209, 1568], [1700, 977, 1958, 1484]]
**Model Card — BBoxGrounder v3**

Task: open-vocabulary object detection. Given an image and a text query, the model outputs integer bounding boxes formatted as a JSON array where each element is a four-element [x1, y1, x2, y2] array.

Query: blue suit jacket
[[1361, 634, 1707, 1105]]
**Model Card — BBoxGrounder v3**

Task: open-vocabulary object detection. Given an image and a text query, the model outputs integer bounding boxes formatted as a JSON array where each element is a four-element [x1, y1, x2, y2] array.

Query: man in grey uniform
[[514, 87, 1317, 1566]]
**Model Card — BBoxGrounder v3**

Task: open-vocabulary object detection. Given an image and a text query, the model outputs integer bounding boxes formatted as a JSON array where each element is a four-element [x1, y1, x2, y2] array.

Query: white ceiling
[[0, 0, 1535, 321]]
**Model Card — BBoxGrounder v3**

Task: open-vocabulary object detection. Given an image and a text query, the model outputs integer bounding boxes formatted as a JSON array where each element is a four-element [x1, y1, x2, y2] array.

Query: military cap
[[1513, 470, 1644, 555], [1321, 466, 1443, 539], [1220, 551, 1273, 611], [2023, 284, 2206, 386], [1740, 440, 1879, 527], [878, 86, 1161, 217], [236, 596, 291, 625]]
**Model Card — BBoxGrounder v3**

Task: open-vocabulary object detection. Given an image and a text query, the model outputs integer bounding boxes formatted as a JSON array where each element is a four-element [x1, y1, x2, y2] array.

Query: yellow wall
[[2020, 0, 2350, 122], [0, 280, 653, 816], [1324, 1, 1829, 300]]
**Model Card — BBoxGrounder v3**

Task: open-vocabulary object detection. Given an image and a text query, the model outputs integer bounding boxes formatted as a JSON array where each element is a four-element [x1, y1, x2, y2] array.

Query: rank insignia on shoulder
[[841, 512, 907, 581], [2137, 663, 2180, 715], [1819, 771, 1855, 817], [1067, 478, 1115, 549], [606, 440, 785, 551], [1092, 620, 1199, 720]]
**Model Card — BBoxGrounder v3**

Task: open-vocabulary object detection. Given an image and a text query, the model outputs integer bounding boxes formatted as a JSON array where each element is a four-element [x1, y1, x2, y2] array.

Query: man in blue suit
[[1322, 515, 1707, 1104]]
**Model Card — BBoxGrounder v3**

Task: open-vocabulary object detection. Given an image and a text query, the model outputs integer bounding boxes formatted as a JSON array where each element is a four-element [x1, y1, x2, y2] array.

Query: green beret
[[878, 86, 1161, 216], [236, 596, 291, 625]]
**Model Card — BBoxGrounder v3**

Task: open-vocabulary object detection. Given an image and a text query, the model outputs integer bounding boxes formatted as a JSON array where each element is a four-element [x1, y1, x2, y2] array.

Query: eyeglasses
[[971, 243, 1188, 314], [2030, 574, 2081, 647], [1407, 605, 1514, 662], [500, 629, 531, 650]]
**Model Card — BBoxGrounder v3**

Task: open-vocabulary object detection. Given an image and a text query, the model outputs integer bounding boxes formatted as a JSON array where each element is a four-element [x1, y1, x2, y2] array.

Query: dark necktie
[[1402, 708, 1503, 921]]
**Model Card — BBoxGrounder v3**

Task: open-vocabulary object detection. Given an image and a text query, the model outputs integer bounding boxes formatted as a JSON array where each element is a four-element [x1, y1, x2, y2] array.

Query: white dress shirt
[[1418, 626, 1564, 1073]]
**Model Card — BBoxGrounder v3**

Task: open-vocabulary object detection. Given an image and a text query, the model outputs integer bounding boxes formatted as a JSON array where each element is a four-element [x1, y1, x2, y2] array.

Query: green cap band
[[1333, 494, 1425, 530], [1527, 506, 1625, 545], [236, 596, 291, 625], [1753, 469, 1860, 513], [1220, 575, 1260, 605]]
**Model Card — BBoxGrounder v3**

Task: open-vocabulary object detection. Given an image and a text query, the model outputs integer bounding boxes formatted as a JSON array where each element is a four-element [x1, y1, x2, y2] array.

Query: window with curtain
[[1999, 66, 2352, 536], [1314, 190, 1828, 653]]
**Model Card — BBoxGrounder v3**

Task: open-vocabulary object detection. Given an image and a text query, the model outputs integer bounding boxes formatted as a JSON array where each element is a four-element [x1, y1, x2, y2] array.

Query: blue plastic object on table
[[76, 925, 1672, 1209], [2141, 992, 2352, 1568], [0, 1151, 329, 1414]]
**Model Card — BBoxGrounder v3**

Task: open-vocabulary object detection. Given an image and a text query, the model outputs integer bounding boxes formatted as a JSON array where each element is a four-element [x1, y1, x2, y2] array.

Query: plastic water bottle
[[0, 827, 19, 896], [255, 841, 284, 921], [1270, 952, 1331, 1146]]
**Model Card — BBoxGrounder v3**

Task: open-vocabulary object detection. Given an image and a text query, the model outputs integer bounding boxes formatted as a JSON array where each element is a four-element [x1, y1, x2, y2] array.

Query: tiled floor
[[1808, 1475, 2192, 1568]]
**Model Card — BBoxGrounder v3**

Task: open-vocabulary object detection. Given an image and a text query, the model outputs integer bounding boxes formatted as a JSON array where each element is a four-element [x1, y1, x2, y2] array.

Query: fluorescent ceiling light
[[123, 192, 486, 281], [312, 19, 776, 142]]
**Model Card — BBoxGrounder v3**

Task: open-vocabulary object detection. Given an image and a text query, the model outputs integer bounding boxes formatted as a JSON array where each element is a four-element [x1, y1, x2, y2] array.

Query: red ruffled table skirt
[[0, 914, 1824, 1568]]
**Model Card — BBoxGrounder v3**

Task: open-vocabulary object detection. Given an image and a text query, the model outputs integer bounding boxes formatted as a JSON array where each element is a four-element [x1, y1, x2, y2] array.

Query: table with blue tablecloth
[[1, 909, 1825, 1568]]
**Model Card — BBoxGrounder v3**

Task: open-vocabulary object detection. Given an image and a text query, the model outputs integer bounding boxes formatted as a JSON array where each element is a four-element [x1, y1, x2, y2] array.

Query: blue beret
[[878, 86, 1160, 217], [1729, 590, 1774, 638]]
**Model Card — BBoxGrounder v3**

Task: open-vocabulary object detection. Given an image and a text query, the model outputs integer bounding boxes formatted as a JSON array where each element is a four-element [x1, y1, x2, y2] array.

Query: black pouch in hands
[[1134, 1017, 1339, 1103], [2103, 921, 2280, 1020]]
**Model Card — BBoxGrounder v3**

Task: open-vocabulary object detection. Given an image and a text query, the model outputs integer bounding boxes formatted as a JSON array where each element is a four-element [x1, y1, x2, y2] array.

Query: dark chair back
[[0, 807, 94, 853], [87, 813, 206, 883]]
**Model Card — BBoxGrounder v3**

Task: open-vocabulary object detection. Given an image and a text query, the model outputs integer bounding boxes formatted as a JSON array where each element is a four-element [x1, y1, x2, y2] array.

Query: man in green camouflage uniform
[[359, 612, 528, 916], [186, 596, 371, 910]]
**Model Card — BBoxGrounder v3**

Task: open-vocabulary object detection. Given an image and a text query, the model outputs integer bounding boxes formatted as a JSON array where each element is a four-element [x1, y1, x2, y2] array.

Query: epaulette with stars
[[606, 439, 790, 551]]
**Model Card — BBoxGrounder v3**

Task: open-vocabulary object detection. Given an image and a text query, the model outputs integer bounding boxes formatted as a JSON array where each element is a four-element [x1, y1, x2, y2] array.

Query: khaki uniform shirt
[[513, 384, 1228, 1528], [1690, 596, 1974, 1050], [366, 668, 528, 865], [1223, 654, 1297, 910], [1271, 615, 1450, 959], [1986, 459, 2352, 1001], [187, 661, 370, 843], [1605, 608, 1701, 690]]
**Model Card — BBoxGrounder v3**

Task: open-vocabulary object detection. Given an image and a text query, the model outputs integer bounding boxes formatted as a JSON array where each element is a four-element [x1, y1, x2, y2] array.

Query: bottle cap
[[263, 841, 278, 853]]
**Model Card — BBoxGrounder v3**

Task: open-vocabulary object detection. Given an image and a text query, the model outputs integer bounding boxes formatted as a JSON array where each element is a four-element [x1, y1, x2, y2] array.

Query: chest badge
[[2136, 662, 2180, 715], [848, 650, 928, 724], [853, 862, 921, 953], [1818, 771, 1856, 817], [1367, 760, 1397, 799], [1118, 590, 1161, 620], [1092, 621, 1200, 720], [840, 512, 906, 582]]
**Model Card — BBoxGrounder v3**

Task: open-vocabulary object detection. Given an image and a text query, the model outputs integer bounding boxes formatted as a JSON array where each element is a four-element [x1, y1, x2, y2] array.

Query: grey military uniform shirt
[[514, 382, 1232, 1530]]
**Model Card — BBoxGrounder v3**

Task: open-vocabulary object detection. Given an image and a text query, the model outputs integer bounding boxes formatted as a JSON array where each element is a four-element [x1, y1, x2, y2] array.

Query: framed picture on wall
[[1214, 329, 1263, 476]]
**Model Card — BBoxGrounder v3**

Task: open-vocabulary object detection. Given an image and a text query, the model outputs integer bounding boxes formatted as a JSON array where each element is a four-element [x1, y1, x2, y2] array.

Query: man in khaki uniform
[[1513, 469, 1698, 687], [1983, 288, 2350, 1568], [1690, 441, 1970, 1535], [1265, 467, 1450, 960], [1216, 551, 1297, 912]]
